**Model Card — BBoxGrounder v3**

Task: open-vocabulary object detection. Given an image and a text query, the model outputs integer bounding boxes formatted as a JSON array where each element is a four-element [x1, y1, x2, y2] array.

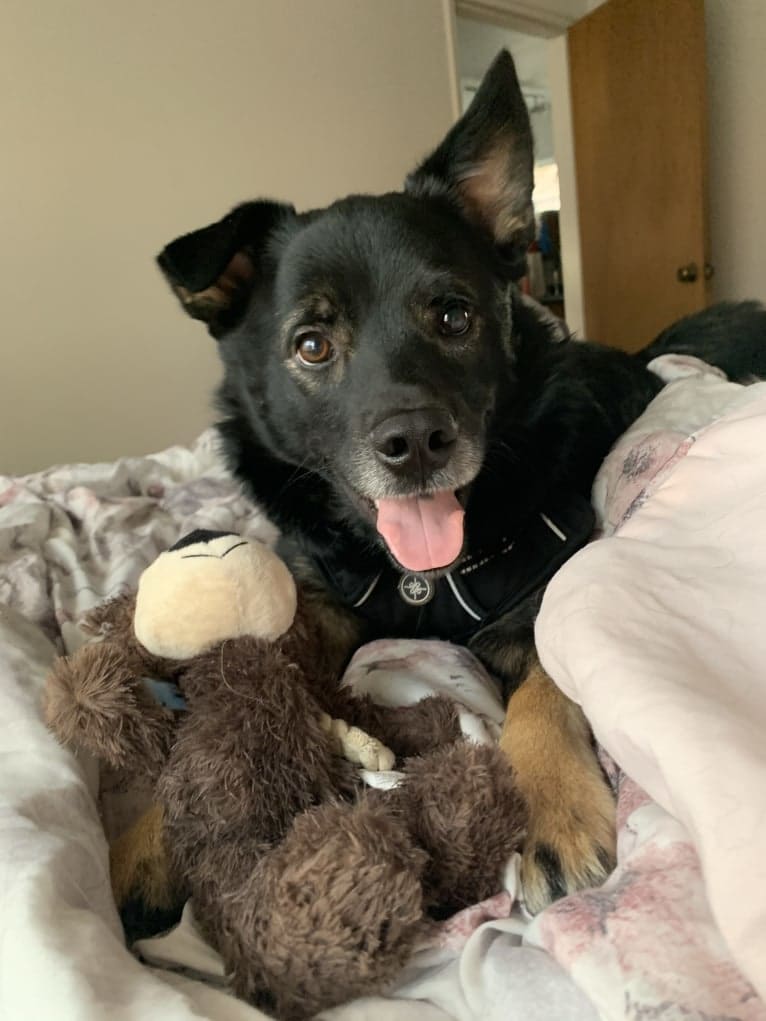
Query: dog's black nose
[[371, 408, 457, 474]]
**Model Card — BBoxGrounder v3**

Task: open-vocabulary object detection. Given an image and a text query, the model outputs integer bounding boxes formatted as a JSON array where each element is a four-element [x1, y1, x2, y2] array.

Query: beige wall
[[1, 0, 457, 475], [705, 0, 766, 303]]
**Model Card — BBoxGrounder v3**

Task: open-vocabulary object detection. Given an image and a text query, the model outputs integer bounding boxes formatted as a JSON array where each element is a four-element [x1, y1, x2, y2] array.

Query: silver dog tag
[[398, 573, 434, 606]]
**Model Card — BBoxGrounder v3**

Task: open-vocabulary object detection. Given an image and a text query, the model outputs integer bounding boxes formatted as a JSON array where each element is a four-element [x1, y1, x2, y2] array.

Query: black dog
[[157, 51, 765, 910]]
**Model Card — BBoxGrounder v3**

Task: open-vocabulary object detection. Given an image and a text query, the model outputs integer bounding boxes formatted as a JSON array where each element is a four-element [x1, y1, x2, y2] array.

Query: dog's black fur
[[157, 50, 765, 909], [639, 300, 766, 378]]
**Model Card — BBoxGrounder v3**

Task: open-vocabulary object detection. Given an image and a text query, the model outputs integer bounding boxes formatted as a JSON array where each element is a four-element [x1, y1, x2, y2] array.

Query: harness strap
[[314, 494, 595, 642]]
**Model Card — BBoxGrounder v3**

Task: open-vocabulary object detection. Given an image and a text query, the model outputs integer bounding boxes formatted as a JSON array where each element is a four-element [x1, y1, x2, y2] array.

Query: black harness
[[313, 494, 595, 643]]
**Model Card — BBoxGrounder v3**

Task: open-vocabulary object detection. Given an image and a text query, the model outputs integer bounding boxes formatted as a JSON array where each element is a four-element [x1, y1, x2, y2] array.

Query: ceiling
[[455, 17, 551, 91]]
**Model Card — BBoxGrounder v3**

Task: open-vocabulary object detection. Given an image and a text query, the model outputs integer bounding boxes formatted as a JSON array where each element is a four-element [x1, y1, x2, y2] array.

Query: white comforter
[[536, 368, 766, 1010], [1, 362, 764, 1019]]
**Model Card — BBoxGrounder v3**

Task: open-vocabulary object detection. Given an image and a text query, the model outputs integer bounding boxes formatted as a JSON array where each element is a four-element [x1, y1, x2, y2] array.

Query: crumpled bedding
[[536, 366, 766, 1011], [1, 359, 764, 1019]]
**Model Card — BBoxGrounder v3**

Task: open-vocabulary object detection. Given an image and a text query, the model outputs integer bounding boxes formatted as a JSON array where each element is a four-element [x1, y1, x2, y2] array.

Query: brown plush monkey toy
[[45, 529, 525, 1020]]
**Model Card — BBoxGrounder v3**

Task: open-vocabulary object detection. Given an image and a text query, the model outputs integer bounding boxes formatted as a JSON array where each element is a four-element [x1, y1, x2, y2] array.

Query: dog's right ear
[[405, 50, 534, 273], [157, 200, 295, 337]]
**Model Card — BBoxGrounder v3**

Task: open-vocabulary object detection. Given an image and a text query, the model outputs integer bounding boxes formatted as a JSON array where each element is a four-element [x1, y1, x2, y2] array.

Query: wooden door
[[568, 0, 711, 351]]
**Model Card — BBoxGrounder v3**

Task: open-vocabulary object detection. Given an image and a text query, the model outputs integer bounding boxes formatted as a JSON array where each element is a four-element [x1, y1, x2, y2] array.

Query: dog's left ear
[[406, 50, 534, 261]]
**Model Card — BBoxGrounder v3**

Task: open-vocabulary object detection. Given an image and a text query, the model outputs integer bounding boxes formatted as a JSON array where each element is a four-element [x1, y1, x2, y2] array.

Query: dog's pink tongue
[[375, 491, 464, 572]]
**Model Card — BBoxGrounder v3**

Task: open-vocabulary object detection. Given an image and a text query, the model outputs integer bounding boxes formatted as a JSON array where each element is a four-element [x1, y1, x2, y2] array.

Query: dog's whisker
[[274, 457, 317, 499]]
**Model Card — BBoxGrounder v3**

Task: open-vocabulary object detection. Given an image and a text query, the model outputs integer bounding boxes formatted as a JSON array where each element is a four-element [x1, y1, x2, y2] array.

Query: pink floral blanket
[[536, 365, 766, 1014]]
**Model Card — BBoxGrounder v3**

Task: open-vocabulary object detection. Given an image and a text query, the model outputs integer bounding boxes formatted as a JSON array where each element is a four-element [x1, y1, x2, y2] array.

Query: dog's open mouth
[[374, 491, 464, 573], [341, 475, 473, 574]]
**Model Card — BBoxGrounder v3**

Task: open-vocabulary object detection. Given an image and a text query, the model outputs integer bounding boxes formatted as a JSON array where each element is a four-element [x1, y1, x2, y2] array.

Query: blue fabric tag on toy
[[142, 677, 188, 711]]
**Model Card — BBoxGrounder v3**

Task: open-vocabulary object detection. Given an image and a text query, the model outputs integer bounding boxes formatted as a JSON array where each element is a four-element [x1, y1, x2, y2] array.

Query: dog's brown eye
[[438, 302, 472, 337], [296, 333, 334, 366]]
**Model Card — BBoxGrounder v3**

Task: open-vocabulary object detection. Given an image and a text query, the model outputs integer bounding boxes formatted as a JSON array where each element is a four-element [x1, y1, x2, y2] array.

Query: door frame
[[453, 0, 589, 337], [455, 1, 577, 36]]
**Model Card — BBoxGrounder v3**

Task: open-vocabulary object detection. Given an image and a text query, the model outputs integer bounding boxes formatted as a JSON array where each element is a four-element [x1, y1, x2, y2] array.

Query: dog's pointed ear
[[406, 50, 534, 261], [157, 200, 295, 337]]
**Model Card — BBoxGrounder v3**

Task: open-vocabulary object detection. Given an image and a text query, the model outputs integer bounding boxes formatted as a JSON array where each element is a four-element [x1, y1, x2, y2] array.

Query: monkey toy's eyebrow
[[181, 540, 248, 560]]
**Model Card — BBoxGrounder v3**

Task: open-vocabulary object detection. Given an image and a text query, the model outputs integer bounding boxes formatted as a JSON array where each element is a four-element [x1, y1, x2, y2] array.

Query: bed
[[1, 355, 764, 1020]]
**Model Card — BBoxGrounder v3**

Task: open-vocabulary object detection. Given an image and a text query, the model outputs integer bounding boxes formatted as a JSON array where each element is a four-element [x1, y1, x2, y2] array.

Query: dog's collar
[[313, 493, 595, 642]]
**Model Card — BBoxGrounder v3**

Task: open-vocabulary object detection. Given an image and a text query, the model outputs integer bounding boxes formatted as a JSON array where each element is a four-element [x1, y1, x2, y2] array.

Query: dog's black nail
[[596, 844, 615, 875], [534, 843, 567, 901]]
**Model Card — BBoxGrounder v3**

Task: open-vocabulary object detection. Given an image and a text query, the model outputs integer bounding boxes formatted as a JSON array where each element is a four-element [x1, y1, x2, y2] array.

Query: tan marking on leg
[[109, 802, 176, 910], [499, 662, 616, 913]]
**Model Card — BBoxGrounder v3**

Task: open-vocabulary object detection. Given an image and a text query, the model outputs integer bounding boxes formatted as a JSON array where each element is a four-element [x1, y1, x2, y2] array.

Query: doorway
[[453, 0, 712, 350], [455, 16, 565, 321]]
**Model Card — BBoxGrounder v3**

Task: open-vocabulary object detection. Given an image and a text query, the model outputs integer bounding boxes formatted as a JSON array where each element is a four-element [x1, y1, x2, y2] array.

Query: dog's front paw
[[497, 664, 617, 915], [520, 770, 616, 914], [321, 714, 395, 771]]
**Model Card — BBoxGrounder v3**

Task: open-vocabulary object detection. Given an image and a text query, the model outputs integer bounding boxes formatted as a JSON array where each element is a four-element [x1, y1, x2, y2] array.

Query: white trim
[[353, 572, 382, 608], [442, 0, 462, 120], [540, 513, 567, 542], [454, 0, 579, 37], [548, 33, 585, 338], [445, 572, 483, 621]]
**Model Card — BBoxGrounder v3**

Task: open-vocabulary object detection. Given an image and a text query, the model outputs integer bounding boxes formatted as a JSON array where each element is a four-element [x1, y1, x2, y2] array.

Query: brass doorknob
[[677, 262, 699, 283]]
